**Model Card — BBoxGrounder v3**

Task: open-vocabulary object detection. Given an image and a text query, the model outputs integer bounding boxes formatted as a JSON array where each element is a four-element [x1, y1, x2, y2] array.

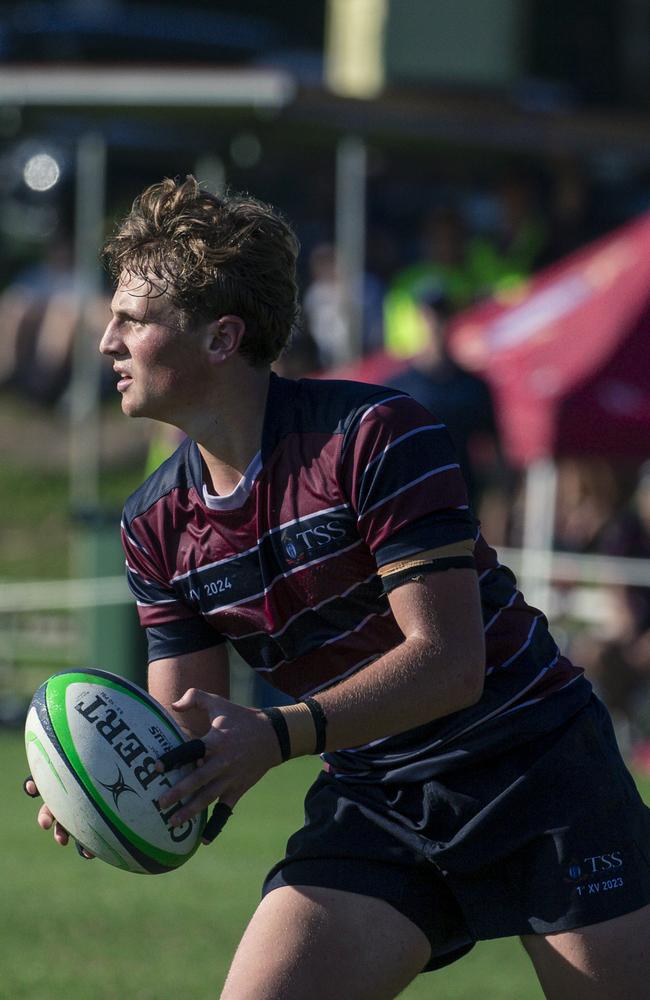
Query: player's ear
[[205, 315, 246, 363]]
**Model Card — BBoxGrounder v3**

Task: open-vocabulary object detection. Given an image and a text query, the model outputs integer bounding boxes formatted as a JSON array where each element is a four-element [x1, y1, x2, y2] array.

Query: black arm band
[[261, 706, 291, 761], [300, 697, 328, 754]]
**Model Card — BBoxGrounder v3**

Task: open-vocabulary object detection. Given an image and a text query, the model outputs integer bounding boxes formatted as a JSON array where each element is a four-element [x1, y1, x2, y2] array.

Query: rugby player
[[26, 177, 650, 999]]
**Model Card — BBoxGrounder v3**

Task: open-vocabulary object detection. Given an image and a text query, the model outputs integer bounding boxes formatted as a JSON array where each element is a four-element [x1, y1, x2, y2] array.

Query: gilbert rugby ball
[[25, 668, 207, 874]]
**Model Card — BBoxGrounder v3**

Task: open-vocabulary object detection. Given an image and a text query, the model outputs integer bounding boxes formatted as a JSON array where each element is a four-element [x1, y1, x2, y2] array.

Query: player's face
[[100, 274, 208, 422]]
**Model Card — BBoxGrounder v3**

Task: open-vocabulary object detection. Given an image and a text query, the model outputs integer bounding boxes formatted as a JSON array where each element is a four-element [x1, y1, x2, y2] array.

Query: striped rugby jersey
[[122, 373, 590, 782]]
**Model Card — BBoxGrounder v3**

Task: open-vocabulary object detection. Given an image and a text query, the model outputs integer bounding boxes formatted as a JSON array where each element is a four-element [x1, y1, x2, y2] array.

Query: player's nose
[[99, 317, 125, 357]]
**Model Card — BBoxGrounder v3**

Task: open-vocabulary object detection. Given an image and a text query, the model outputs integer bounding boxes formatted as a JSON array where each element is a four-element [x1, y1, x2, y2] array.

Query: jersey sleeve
[[340, 392, 477, 570], [121, 515, 225, 662], [145, 620, 227, 663]]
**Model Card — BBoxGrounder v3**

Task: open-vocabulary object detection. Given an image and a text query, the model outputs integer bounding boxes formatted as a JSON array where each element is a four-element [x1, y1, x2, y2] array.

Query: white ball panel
[[25, 705, 146, 873], [64, 681, 201, 856]]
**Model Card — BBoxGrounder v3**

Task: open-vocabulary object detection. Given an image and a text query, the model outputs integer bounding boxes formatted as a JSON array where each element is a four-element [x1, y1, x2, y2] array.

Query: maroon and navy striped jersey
[[121, 373, 590, 781]]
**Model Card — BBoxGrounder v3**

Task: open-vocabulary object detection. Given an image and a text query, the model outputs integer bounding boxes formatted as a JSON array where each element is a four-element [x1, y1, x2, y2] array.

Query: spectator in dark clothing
[[386, 287, 508, 533]]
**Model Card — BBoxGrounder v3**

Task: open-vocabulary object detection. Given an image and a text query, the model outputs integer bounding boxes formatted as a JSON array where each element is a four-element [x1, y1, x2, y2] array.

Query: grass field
[[10, 735, 649, 999]]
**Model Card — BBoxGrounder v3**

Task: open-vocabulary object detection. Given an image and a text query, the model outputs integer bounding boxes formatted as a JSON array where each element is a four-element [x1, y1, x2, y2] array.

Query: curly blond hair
[[102, 176, 300, 366]]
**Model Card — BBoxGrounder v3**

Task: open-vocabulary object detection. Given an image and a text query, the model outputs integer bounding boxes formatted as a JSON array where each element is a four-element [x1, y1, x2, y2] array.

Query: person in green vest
[[385, 177, 547, 359], [467, 172, 548, 300], [383, 208, 476, 358]]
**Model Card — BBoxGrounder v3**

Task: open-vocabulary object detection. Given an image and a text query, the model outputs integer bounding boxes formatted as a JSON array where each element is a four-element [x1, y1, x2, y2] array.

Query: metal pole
[[335, 134, 367, 362], [69, 132, 107, 515], [520, 458, 558, 613]]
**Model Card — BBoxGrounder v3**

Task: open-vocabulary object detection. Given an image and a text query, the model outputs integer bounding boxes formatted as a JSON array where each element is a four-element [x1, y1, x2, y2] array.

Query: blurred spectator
[[598, 462, 650, 639], [0, 233, 109, 405], [302, 242, 384, 369], [553, 457, 623, 554], [542, 157, 595, 263], [383, 208, 476, 358], [597, 464, 650, 725], [467, 171, 548, 300], [385, 286, 510, 538], [561, 461, 650, 751], [0, 235, 77, 402]]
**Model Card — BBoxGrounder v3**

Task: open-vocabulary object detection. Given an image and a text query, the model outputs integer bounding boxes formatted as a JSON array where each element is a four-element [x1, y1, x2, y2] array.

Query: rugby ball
[[24, 668, 207, 874]]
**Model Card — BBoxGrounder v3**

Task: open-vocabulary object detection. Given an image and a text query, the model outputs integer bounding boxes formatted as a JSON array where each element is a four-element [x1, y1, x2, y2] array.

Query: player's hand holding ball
[[23, 776, 95, 858], [155, 688, 283, 844]]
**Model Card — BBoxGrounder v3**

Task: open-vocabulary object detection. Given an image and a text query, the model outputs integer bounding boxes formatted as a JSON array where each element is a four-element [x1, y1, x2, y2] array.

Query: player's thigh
[[220, 884, 432, 1000], [521, 903, 650, 1000]]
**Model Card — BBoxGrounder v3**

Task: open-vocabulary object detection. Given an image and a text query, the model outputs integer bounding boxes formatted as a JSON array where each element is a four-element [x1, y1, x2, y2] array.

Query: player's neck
[[193, 365, 271, 495]]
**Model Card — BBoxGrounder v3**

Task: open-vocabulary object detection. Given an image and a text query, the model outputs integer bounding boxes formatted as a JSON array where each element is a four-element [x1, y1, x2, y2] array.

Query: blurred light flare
[[23, 152, 61, 191], [229, 132, 262, 168]]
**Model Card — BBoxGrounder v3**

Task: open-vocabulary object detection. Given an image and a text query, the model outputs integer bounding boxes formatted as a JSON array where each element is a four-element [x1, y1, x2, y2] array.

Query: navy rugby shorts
[[263, 695, 650, 972]]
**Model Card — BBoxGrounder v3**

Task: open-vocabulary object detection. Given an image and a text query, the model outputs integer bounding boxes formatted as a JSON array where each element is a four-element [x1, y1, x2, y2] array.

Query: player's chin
[[120, 393, 147, 418], [120, 399, 139, 417], [121, 390, 170, 422]]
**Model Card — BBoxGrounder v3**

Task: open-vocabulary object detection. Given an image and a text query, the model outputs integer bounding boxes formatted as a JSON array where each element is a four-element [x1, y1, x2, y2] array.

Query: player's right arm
[[25, 488, 230, 847], [121, 506, 231, 734], [147, 644, 230, 737]]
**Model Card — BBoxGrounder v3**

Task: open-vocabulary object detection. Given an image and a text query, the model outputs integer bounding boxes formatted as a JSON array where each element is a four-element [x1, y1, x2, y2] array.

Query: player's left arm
[[314, 565, 485, 750], [152, 564, 484, 837], [313, 391, 486, 747]]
